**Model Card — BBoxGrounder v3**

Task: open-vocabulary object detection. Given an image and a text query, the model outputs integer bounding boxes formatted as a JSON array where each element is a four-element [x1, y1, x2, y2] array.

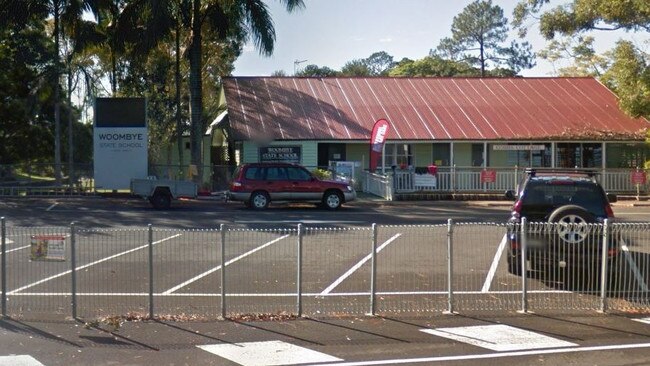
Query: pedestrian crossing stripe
[[197, 340, 342, 366], [421, 324, 577, 352], [0, 355, 44, 366]]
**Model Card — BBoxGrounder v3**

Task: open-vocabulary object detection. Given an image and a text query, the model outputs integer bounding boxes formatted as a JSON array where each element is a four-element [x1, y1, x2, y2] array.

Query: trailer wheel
[[151, 189, 172, 210]]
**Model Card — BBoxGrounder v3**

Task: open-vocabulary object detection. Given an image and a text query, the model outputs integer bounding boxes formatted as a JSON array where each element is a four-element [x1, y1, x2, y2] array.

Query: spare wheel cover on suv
[[548, 205, 595, 244]]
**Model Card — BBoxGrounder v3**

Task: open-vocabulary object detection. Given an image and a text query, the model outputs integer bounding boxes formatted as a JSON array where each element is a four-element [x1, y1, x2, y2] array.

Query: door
[[318, 143, 346, 168], [286, 166, 321, 201], [263, 166, 291, 201]]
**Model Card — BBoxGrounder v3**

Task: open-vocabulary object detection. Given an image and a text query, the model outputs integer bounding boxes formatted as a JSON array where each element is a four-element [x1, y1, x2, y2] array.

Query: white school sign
[[93, 98, 148, 190]]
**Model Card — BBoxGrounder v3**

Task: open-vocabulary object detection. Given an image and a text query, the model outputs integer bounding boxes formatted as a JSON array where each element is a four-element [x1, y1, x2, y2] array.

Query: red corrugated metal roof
[[222, 77, 649, 141]]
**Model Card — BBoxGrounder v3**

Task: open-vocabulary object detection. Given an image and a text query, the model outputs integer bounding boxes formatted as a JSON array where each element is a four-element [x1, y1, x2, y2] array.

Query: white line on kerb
[[482, 234, 508, 293], [163, 234, 291, 294], [8, 234, 181, 294], [320, 233, 402, 295], [45, 203, 58, 211], [309, 342, 650, 366], [621, 239, 649, 291]]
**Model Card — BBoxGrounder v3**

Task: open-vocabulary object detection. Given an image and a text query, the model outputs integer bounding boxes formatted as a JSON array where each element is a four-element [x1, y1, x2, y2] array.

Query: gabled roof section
[[222, 77, 649, 141]]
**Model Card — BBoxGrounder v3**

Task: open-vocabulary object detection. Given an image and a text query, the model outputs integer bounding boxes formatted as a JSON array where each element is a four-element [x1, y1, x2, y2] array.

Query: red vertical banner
[[369, 119, 390, 172]]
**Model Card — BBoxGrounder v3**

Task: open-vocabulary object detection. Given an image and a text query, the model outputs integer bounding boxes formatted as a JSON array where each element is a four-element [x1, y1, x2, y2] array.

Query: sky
[[233, 0, 649, 77]]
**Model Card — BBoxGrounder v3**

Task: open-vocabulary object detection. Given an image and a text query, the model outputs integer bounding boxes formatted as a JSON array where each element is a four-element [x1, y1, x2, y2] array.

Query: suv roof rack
[[525, 168, 598, 178]]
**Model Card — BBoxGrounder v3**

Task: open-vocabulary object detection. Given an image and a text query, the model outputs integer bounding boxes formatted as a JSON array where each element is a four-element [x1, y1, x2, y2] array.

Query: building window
[[531, 143, 552, 167], [384, 143, 413, 168], [556, 143, 580, 168], [506, 149, 530, 167], [582, 143, 602, 168], [490, 143, 551, 167], [432, 143, 450, 166], [606, 143, 649, 168], [471, 143, 484, 166], [556, 143, 602, 168]]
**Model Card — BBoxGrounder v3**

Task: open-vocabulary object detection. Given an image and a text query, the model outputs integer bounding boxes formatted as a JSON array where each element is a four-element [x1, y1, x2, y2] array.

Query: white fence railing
[[372, 167, 650, 198], [363, 171, 393, 200]]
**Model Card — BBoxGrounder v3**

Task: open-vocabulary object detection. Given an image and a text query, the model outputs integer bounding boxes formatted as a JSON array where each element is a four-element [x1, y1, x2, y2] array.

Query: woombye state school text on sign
[[259, 146, 301, 164]]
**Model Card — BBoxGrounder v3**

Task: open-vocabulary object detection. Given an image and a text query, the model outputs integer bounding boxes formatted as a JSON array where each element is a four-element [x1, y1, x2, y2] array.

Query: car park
[[228, 162, 356, 209], [505, 169, 618, 282]]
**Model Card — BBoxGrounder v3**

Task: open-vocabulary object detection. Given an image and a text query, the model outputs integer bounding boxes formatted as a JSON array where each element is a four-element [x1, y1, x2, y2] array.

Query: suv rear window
[[522, 181, 606, 216]]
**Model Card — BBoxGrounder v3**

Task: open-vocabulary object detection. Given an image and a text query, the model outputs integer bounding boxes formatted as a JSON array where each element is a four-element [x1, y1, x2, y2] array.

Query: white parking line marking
[[8, 234, 181, 294], [198, 340, 342, 366], [482, 234, 508, 292], [421, 324, 576, 351], [621, 240, 649, 291], [0, 355, 45, 366], [632, 317, 650, 325], [45, 203, 58, 211], [0, 245, 30, 255], [309, 342, 650, 366], [163, 234, 291, 294], [320, 233, 402, 295]]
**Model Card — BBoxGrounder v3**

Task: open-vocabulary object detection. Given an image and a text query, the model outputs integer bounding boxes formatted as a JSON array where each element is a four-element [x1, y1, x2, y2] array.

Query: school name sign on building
[[493, 145, 546, 151], [259, 146, 301, 164], [93, 98, 148, 190]]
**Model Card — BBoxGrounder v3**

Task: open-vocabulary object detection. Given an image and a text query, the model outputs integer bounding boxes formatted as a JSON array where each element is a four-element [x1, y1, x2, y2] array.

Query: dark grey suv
[[505, 169, 618, 280]]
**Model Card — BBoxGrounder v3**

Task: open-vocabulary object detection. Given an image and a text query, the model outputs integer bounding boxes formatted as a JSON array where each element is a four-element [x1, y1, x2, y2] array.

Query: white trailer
[[130, 178, 198, 209]]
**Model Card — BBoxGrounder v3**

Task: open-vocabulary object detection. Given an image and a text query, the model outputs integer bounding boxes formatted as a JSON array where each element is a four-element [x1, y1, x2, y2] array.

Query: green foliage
[[0, 18, 56, 164], [295, 64, 340, 77], [537, 36, 609, 76], [514, 0, 650, 39], [312, 168, 332, 180], [513, 0, 649, 119], [389, 56, 480, 77], [601, 41, 650, 119], [340, 51, 397, 76], [341, 59, 372, 76], [433, 0, 534, 76], [295, 51, 397, 77]]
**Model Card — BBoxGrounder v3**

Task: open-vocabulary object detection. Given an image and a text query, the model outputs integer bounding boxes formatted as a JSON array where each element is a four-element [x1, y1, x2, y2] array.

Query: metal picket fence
[[1, 218, 650, 321]]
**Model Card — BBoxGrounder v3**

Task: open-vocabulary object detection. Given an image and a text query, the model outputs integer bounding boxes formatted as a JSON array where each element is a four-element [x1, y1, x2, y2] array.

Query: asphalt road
[[1, 196, 650, 366], [2, 195, 650, 229]]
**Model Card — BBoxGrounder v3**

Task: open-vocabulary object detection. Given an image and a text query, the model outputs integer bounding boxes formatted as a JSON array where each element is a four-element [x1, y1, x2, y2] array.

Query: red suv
[[228, 163, 356, 209]]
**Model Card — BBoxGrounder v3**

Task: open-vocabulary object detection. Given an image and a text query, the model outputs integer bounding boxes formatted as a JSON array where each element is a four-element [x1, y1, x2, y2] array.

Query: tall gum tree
[[433, 0, 534, 76]]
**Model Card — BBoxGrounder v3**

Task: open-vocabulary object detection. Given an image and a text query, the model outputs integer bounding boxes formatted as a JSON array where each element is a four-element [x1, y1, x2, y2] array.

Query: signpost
[[631, 169, 647, 200]]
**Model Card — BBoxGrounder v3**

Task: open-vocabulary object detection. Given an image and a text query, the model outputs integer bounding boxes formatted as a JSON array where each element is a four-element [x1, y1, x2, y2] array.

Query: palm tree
[[121, 0, 304, 183]]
